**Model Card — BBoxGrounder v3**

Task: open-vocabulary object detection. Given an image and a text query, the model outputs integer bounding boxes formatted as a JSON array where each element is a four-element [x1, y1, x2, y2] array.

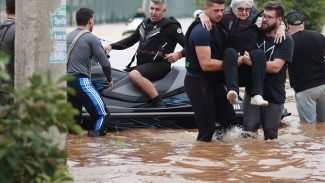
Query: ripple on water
[[68, 116, 325, 182]]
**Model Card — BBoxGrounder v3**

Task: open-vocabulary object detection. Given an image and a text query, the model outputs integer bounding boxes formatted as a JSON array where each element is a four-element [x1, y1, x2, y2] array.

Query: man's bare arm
[[266, 58, 286, 73], [195, 46, 223, 71]]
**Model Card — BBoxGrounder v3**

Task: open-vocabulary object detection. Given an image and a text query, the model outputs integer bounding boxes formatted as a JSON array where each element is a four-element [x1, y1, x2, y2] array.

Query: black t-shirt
[[256, 32, 294, 104], [187, 23, 224, 83], [288, 30, 325, 92]]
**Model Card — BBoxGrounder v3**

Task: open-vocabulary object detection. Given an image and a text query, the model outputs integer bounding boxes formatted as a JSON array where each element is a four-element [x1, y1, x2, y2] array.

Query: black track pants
[[67, 74, 110, 131]]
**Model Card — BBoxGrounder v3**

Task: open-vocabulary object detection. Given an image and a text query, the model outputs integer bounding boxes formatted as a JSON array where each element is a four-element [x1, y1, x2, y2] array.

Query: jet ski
[[83, 65, 244, 119]]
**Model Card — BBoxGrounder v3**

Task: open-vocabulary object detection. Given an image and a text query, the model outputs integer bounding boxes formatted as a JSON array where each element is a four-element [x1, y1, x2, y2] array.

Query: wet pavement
[[67, 19, 325, 182]]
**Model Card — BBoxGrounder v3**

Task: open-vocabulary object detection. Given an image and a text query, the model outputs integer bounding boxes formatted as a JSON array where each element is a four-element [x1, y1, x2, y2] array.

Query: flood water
[[67, 19, 325, 182], [68, 116, 325, 183]]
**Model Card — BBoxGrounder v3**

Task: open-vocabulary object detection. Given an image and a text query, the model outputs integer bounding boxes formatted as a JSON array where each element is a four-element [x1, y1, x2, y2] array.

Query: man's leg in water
[[69, 76, 110, 137], [242, 94, 262, 137], [262, 103, 283, 140], [185, 76, 216, 142]]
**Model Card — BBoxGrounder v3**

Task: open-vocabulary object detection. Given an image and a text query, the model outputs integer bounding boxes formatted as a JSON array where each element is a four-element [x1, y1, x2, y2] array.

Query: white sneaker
[[250, 95, 269, 106], [227, 90, 238, 104]]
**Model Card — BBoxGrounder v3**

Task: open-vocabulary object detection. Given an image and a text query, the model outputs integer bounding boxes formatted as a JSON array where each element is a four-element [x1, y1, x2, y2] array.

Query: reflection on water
[[67, 115, 325, 183]]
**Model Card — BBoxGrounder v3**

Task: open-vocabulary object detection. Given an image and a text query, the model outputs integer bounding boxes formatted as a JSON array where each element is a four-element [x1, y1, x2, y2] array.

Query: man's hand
[[164, 52, 180, 63], [104, 45, 112, 55], [199, 12, 212, 31], [274, 23, 286, 44], [106, 79, 113, 90], [242, 51, 252, 66], [238, 54, 244, 66]]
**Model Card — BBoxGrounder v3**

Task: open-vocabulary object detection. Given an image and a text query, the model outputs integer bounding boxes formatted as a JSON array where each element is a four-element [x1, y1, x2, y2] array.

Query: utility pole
[[15, 0, 67, 150]]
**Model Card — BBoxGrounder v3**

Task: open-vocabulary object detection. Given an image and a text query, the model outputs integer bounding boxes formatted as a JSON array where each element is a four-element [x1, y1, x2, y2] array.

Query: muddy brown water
[[67, 115, 325, 183]]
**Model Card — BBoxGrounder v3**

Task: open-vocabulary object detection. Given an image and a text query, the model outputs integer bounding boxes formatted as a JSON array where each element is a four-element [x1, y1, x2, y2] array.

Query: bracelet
[[177, 51, 182, 59]]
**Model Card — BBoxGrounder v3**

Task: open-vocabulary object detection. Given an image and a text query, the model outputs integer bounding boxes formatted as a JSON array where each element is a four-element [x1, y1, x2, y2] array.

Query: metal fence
[[0, 0, 199, 25]]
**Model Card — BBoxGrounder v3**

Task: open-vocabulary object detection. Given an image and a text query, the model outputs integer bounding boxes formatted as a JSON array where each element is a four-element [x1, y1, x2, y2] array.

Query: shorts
[[133, 61, 171, 81]]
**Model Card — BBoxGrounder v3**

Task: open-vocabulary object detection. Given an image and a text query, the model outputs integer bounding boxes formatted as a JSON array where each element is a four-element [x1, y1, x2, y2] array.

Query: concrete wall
[[15, 0, 67, 150], [15, 0, 66, 86]]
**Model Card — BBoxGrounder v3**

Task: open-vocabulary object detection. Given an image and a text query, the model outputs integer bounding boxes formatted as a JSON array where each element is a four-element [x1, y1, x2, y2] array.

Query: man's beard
[[261, 23, 277, 33]]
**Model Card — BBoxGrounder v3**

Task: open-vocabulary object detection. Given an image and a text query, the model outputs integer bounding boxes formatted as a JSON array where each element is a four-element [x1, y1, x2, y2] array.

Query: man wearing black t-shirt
[[242, 1, 294, 140], [286, 11, 325, 123], [185, 0, 237, 142]]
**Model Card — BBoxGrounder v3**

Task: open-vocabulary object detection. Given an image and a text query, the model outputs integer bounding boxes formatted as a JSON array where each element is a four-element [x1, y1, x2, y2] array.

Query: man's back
[[0, 19, 15, 84], [0, 19, 15, 49], [67, 28, 109, 77], [289, 30, 325, 92]]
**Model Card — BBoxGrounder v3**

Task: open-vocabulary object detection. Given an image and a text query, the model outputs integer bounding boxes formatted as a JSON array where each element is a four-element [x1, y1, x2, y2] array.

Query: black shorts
[[134, 61, 171, 81]]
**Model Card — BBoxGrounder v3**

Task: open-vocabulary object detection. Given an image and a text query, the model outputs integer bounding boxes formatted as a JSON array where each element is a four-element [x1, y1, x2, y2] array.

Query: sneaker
[[227, 90, 238, 104], [87, 130, 101, 137], [87, 115, 111, 137], [250, 95, 269, 106]]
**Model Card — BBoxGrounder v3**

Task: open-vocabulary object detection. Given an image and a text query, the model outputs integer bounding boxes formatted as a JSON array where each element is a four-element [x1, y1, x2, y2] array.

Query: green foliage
[[195, 0, 325, 31], [256, 0, 325, 31], [0, 58, 82, 183], [0, 52, 9, 79]]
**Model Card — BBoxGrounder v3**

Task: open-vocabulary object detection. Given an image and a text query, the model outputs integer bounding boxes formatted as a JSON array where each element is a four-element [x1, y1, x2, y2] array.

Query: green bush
[[0, 57, 83, 183]]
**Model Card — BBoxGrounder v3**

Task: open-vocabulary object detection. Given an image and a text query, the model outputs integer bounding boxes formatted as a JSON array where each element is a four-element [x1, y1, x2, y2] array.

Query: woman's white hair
[[230, 0, 254, 9]]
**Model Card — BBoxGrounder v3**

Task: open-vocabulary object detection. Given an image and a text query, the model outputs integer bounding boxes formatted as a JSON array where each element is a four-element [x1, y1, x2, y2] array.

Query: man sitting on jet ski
[[105, 0, 185, 107]]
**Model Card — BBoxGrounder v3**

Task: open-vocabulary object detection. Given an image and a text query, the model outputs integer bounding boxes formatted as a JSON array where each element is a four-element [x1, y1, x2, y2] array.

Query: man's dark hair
[[205, 0, 225, 6], [76, 8, 94, 26], [264, 1, 285, 18], [6, 0, 15, 15]]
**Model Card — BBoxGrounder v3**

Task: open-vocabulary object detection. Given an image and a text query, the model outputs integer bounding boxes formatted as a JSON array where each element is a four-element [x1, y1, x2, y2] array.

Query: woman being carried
[[194, 0, 285, 106]]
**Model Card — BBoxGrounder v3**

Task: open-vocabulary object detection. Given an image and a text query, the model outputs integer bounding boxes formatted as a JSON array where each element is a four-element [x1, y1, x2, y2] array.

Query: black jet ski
[[82, 65, 244, 118]]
